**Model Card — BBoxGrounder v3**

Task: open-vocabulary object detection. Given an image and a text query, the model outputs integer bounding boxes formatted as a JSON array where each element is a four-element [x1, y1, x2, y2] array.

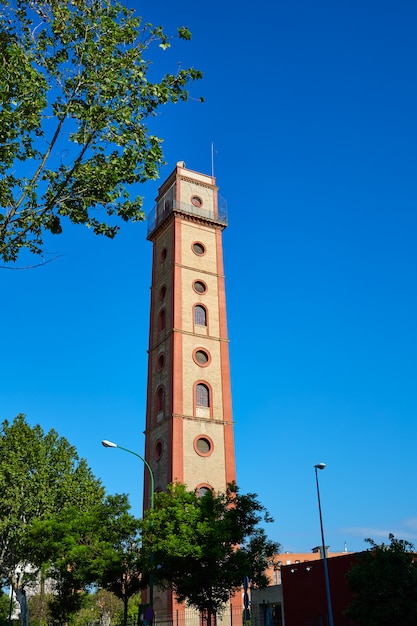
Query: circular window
[[192, 242, 205, 256], [156, 352, 165, 371], [191, 195, 203, 208], [159, 285, 167, 301], [193, 280, 207, 294], [194, 435, 214, 457], [154, 440, 163, 461], [196, 438, 210, 453], [193, 349, 210, 367], [160, 247, 167, 262]]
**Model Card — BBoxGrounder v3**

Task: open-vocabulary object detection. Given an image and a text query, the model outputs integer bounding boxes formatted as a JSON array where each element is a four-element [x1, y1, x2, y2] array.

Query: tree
[[27, 588, 54, 626], [0, 415, 105, 625], [0, 590, 11, 626], [346, 534, 417, 626], [26, 494, 143, 626], [73, 589, 126, 626], [140, 483, 280, 626], [93, 589, 125, 626], [99, 534, 144, 626], [0, 0, 202, 264]]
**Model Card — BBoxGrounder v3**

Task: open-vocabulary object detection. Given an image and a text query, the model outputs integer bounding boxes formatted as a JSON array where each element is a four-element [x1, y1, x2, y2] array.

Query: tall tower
[[144, 161, 238, 622]]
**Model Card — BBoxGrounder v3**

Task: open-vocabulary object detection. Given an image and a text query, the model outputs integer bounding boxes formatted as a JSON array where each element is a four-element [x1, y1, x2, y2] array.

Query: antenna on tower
[[211, 142, 215, 177]]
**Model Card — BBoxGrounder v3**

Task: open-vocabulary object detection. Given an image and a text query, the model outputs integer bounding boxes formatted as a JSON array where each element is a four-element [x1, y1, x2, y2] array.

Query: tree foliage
[[74, 589, 129, 626], [0, 415, 143, 626], [0, 0, 202, 263], [0, 590, 10, 626], [90, 588, 125, 626], [27, 588, 54, 626], [346, 534, 417, 626], [0, 415, 104, 623], [27, 588, 131, 626], [27, 494, 143, 625], [0, 415, 104, 585], [141, 483, 280, 624], [99, 532, 144, 626]]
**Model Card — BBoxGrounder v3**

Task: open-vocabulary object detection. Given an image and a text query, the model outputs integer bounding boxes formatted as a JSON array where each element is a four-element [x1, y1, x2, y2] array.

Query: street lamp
[[102, 439, 155, 613], [314, 463, 334, 626], [102, 440, 154, 510]]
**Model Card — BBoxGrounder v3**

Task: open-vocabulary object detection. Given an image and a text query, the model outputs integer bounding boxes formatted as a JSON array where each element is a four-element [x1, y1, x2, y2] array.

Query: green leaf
[[0, 415, 143, 624], [178, 27, 192, 40], [140, 483, 280, 620], [0, 0, 202, 265]]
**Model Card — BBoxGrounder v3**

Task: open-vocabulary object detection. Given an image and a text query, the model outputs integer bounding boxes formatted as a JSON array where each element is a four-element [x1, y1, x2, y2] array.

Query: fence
[[144, 606, 243, 626]]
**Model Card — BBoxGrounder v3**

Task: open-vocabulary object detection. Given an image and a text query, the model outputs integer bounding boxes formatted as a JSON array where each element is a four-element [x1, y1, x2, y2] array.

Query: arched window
[[158, 308, 166, 332], [196, 383, 209, 407], [194, 305, 207, 326], [156, 386, 165, 413], [197, 485, 212, 498]]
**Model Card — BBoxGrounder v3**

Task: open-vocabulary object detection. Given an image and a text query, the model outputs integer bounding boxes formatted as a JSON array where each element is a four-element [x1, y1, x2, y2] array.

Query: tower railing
[[147, 196, 228, 236]]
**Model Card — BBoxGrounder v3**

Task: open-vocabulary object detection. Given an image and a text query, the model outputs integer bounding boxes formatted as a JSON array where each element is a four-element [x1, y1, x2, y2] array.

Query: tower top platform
[[147, 161, 228, 238]]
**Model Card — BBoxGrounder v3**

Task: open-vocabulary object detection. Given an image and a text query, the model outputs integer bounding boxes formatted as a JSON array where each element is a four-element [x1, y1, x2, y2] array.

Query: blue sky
[[1, 0, 416, 554]]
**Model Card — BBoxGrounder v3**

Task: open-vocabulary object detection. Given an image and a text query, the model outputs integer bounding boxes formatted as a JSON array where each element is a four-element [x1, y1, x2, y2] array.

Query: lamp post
[[314, 463, 334, 626], [102, 440, 155, 612]]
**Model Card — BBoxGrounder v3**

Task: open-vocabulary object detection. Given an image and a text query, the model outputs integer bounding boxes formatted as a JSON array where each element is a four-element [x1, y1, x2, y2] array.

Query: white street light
[[102, 440, 117, 448]]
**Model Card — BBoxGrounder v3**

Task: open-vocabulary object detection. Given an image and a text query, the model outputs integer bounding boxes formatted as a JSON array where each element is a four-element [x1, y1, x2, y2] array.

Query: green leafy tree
[[0, 0, 202, 264], [346, 534, 417, 626], [93, 589, 125, 626], [27, 589, 54, 626], [140, 483, 280, 626], [0, 590, 11, 626], [46, 584, 88, 626], [74, 589, 125, 626], [26, 565, 55, 626], [68, 589, 140, 626], [26, 494, 143, 626], [65, 592, 103, 626], [0, 415, 105, 626], [99, 535, 143, 626]]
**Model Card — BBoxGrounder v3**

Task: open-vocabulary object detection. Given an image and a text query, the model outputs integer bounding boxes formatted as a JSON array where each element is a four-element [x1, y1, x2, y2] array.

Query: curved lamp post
[[314, 463, 334, 626], [102, 440, 155, 611]]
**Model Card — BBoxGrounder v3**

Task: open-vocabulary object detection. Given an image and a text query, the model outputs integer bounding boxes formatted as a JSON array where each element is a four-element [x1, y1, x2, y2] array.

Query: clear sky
[[1, 0, 416, 555]]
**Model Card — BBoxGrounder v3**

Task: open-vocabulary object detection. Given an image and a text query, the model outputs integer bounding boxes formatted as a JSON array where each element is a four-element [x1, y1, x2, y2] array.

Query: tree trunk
[[123, 593, 128, 626], [205, 608, 216, 626], [39, 570, 45, 626], [15, 588, 29, 626]]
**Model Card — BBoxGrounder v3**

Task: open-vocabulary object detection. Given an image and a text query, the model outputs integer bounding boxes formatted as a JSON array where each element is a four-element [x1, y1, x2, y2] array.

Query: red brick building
[[281, 552, 358, 626], [251, 551, 358, 626], [144, 162, 239, 626]]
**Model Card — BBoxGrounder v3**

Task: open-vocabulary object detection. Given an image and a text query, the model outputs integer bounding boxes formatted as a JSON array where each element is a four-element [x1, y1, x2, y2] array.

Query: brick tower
[[144, 162, 238, 623]]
